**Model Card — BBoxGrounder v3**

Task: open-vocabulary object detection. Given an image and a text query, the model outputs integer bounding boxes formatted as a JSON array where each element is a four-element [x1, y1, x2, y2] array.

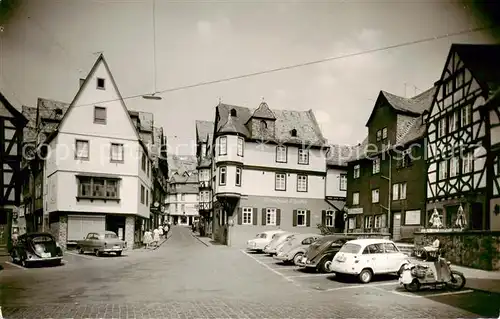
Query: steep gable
[[55, 54, 140, 141], [248, 101, 276, 120]]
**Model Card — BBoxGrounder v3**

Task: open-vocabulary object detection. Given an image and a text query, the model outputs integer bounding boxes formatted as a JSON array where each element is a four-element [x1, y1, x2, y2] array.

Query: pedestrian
[[158, 225, 164, 239], [143, 229, 153, 249], [153, 227, 160, 247]]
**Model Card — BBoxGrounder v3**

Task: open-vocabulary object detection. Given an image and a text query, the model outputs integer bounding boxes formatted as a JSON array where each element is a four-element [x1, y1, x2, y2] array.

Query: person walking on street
[[153, 227, 160, 248], [158, 225, 164, 239], [143, 229, 153, 249]]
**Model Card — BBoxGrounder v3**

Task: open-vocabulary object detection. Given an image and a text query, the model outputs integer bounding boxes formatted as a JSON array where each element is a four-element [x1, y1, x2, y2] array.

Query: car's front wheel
[[293, 253, 304, 265], [318, 257, 333, 273]]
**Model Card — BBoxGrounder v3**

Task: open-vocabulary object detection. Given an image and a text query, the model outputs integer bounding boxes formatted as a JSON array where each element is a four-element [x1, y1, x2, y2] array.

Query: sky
[[0, 0, 496, 156]]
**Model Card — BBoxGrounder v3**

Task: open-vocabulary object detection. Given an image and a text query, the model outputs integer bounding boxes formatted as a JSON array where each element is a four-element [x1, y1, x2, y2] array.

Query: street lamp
[[142, 0, 162, 101]]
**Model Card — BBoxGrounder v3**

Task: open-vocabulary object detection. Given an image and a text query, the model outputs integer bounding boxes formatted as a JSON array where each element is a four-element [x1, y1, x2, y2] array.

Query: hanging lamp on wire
[[143, 0, 162, 100]]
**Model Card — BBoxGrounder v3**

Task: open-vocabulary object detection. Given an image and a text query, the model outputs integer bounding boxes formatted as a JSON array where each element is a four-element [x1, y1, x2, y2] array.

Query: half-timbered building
[[0, 92, 28, 252], [425, 44, 500, 231]]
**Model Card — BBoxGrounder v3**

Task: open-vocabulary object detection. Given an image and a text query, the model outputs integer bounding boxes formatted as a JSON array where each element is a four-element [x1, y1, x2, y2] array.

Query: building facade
[[0, 92, 28, 253], [346, 87, 435, 240], [150, 127, 169, 228], [485, 88, 500, 231], [195, 120, 215, 236], [209, 101, 336, 248], [425, 44, 500, 231], [43, 54, 153, 249], [167, 171, 199, 225]]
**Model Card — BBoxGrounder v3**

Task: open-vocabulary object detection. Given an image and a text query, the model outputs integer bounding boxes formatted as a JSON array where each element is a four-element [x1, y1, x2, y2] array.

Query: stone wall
[[125, 216, 135, 249], [58, 215, 68, 251], [414, 231, 500, 270]]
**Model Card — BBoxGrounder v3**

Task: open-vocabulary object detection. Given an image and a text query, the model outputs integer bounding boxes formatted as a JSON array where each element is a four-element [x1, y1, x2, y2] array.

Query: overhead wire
[[70, 24, 498, 108]]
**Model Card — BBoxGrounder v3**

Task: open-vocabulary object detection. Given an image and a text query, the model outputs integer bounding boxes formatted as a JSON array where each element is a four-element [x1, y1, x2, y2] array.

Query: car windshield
[[30, 236, 53, 243], [339, 243, 362, 254], [105, 233, 118, 238], [257, 233, 267, 239]]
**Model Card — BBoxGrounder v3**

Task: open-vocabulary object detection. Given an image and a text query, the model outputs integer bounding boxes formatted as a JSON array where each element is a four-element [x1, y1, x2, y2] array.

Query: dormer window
[[290, 129, 297, 137], [230, 109, 237, 117]]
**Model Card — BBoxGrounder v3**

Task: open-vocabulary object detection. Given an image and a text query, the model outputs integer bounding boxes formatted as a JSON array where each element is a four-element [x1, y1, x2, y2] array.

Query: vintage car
[[274, 233, 323, 264], [10, 232, 63, 267], [296, 235, 351, 273], [76, 231, 127, 256], [329, 238, 408, 283], [246, 230, 285, 251], [263, 232, 296, 255]]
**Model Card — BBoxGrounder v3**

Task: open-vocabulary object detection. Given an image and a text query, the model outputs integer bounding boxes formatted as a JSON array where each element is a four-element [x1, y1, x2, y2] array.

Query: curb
[[191, 232, 211, 247]]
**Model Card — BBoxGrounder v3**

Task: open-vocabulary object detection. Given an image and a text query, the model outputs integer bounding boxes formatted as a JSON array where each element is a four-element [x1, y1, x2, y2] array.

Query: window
[[219, 167, 226, 185], [372, 189, 379, 203], [348, 217, 356, 230], [382, 127, 387, 139], [196, 194, 200, 201], [461, 105, 471, 127], [94, 106, 106, 124], [437, 117, 447, 137], [372, 157, 380, 174], [140, 185, 145, 204], [219, 137, 227, 155], [297, 175, 308, 192], [110, 143, 124, 162], [266, 208, 276, 225], [450, 157, 459, 177], [75, 140, 89, 159], [462, 152, 473, 173], [325, 210, 334, 227], [235, 167, 242, 186], [181, 194, 185, 201], [237, 137, 244, 156], [290, 129, 297, 137], [96, 78, 105, 89], [146, 189, 149, 206], [353, 165, 360, 179], [374, 215, 386, 228], [364, 216, 373, 229], [242, 207, 252, 225], [298, 148, 309, 164], [339, 174, 347, 191], [276, 146, 287, 163], [141, 153, 146, 171], [400, 149, 412, 167], [260, 120, 267, 131], [230, 108, 237, 117], [275, 173, 286, 191], [448, 111, 459, 132], [352, 192, 359, 205], [376, 130, 382, 141], [181, 204, 185, 212], [147, 161, 150, 177], [366, 243, 385, 254], [296, 210, 306, 226], [438, 160, 448, 180], [392, 183, 406, 200]]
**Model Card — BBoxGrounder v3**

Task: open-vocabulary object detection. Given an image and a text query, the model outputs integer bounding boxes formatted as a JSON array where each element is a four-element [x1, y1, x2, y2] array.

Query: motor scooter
[[399, 240, 466, 292]]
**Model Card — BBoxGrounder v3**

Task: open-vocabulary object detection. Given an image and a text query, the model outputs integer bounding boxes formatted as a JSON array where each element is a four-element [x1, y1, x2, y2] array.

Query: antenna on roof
[[218, 97, 222, 104], [261, 96, 265, 102]]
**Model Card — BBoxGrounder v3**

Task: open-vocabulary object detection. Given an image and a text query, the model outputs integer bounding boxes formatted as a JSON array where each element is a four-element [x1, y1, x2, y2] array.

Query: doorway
[[392, 213, 401, 241]]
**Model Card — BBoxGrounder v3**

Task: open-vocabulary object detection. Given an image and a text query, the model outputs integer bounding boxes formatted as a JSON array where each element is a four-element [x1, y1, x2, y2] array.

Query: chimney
[[79, 78, 85, 87]]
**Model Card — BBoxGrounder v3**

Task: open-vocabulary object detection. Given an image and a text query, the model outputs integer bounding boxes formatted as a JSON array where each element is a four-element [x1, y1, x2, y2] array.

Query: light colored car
[[76, 231, 127, 256], [274, 233, 323, 264], [246, 230, 285, 251], [329, 238, 408, 283], [263, 232, 295, 255]]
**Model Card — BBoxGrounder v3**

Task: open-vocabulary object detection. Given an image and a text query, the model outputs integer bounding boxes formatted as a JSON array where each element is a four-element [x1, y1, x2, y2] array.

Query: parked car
[[274, 233, 323, 264], [296, 235, 352, 273], [246, 230, 285, 251], [263, 232, 296, 255], [10, 232, 63, 267], [76, 231, 127, 256], [329, 238, 408, 283]]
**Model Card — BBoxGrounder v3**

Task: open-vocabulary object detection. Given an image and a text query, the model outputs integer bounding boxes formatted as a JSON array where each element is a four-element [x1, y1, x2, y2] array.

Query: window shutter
[[237, 207, 242, 225], [381, 213, 387, 228], [262, 208, 267, 225], [276, 209, 281, 226], [321, 210, 326, 225], [252, 208, 258, 225], [306, 210, 311, 227], [292, 210, 297, 227]]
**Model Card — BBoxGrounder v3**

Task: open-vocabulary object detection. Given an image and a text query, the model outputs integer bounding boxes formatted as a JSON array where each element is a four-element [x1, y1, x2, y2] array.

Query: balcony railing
[[198, 201, 212, 211], [199, 180, 211, 188]]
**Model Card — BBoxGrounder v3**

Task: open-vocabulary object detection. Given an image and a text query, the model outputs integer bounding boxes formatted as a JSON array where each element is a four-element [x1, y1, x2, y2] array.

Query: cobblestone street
[[1, 226, 499, 318]]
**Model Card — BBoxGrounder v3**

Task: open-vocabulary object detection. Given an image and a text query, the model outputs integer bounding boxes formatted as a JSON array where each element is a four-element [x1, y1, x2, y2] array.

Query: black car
[[296, 235, 351, 273], [10, 232, 63, 267]]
